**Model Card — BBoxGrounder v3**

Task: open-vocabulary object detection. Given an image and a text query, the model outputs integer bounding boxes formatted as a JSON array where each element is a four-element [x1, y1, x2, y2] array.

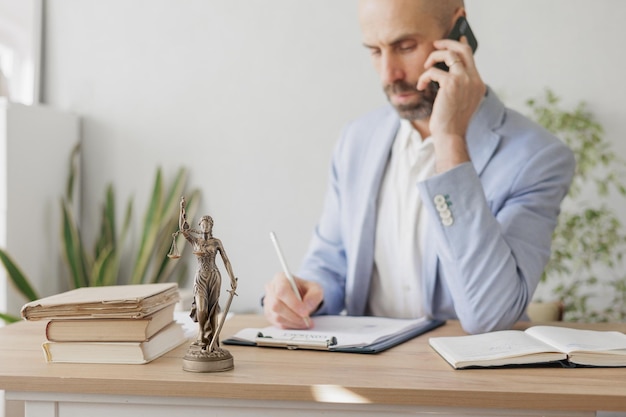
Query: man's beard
[[384, 80, 437, 121]]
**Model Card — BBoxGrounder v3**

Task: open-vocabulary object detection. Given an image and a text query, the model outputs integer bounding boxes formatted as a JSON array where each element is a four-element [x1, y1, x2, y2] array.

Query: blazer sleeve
[[418, 137, 575, 334]]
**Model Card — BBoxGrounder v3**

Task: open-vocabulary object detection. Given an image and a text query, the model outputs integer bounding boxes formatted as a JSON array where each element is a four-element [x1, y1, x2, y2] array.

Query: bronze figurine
[[169, 196, 238, 372]]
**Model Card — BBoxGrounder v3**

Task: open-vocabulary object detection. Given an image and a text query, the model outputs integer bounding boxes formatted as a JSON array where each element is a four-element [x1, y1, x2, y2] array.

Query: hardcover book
[[21, 283, 179, 320], [45, 303, 177, 342]]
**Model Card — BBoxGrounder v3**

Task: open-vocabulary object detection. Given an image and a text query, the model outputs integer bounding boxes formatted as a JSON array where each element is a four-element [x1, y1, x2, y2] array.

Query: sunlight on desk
[[310, 384, 371, 404]]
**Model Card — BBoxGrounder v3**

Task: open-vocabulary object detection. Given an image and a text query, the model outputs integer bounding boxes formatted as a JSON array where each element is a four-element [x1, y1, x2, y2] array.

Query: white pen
[[269, 231, 311, 328]]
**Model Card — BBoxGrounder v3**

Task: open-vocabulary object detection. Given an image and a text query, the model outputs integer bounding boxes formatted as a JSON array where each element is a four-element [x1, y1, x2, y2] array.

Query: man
[[263, 0, 575, 334]]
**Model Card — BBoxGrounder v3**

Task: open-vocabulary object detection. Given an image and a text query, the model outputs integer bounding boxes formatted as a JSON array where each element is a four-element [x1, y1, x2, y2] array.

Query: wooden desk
[[1, 315, 626, 417]]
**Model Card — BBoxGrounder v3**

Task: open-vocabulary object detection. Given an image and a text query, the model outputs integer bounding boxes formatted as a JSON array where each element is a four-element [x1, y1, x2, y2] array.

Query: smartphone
[[435, 16, 478, 73], [430, 16, 478, 92]]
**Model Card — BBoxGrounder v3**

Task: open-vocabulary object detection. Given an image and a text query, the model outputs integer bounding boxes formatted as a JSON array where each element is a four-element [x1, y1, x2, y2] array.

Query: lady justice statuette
[[168, 196, 238, 372]]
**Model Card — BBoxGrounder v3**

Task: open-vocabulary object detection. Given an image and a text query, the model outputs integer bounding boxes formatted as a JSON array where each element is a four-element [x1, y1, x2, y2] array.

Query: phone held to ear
[[435, 16, 478, 72], [431, 16, 478, 91]]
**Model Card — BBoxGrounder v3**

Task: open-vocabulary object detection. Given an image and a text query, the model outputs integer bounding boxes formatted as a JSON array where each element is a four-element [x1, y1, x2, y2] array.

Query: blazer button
[[442, 217, 454, 227], [434, 194, 446, 205], [440, 209, 452, 220]]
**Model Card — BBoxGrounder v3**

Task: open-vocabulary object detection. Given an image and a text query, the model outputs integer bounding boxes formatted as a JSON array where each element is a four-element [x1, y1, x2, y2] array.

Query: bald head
[[421, 0, 465, 29], [359, 0, 464, 32]]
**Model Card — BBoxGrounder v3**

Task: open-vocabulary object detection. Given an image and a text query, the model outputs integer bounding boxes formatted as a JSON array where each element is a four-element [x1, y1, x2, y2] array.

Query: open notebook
[[429, 325, 626, 369]]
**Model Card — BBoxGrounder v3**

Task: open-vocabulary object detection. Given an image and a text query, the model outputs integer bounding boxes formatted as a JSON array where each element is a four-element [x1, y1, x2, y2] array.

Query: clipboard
[[223, 317, 445, 354]]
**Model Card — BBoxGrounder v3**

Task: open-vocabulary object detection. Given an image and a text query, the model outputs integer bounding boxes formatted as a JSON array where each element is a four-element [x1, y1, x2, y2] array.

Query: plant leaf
[[119, 197, 133, 248], [61, 198, 91, 288], [0, 248, 39, 301], [95, 184, 117, 259], [91, 246, 119, 287], [65, 143, 81, 202], [0, 312, 20, 324], [130, 168, 164, 284]]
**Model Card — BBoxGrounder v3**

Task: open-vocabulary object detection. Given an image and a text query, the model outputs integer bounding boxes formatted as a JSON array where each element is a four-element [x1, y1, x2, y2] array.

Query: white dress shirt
[[366, 119, 436, 318]]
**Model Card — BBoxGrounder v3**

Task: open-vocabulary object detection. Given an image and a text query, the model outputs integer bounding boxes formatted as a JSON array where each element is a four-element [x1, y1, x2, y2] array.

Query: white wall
[[0, 101, 78, 318], [42, 0, 626, 313]]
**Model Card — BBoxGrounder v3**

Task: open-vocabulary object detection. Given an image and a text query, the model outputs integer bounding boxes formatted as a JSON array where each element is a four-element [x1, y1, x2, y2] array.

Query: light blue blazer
[[298, 88, 575, 334]]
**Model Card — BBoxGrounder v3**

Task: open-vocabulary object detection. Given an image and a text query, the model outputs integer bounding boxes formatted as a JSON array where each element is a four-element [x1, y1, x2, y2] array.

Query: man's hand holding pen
[[263, 272, 324, 330]]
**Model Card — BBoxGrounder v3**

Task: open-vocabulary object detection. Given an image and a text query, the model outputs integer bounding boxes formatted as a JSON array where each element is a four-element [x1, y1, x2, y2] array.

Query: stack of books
[[21, 283, 187, 364]]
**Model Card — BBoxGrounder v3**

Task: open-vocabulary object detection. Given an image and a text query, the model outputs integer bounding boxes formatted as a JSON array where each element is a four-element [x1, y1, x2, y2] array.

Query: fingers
[[417, 37, 477, 91], [423, 50, 465, 73], [263, 294, 308, 329], [263, 273, 322, 329], [433, 36, 475, 65], [301, 281, 324, 314]]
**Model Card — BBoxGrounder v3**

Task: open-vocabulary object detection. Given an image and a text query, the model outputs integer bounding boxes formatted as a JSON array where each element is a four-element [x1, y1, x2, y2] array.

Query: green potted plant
[[528, 90, 626, 321], [0, 144, 201, 323]]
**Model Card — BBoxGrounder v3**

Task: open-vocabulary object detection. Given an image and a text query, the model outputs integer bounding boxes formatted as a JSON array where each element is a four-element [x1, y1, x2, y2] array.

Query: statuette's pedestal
[[182, 345, 234, 372]]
